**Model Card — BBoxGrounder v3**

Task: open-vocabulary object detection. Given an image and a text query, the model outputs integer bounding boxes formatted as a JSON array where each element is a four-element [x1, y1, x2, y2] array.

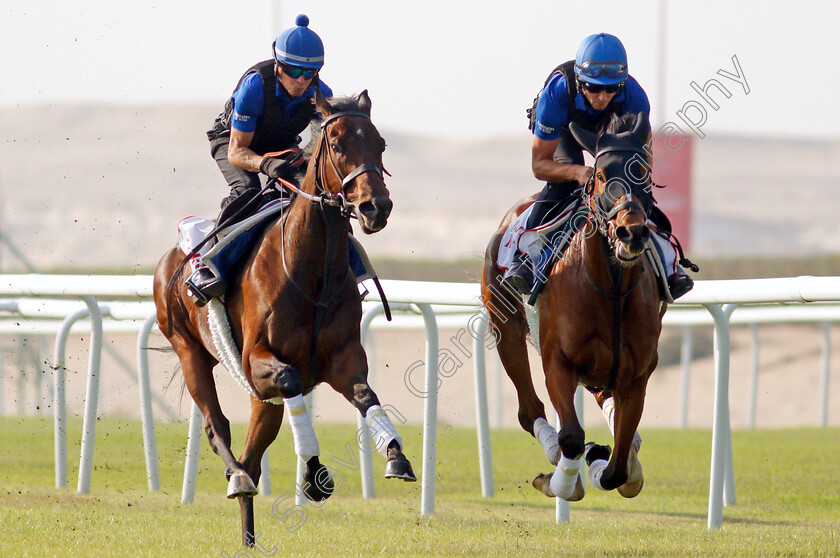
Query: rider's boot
[[185, 264, 227, 307], [501, 252, 534, 296], [667, 270, 694, 300]]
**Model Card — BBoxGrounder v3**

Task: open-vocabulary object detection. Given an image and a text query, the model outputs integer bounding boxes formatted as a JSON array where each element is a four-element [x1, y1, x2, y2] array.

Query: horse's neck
[[278, 188, 349, 271]]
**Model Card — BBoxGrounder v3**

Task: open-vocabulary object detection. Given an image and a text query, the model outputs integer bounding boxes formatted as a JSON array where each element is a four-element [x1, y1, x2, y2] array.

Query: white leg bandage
[[549, 454, 582, 499], [587, 457, 609, 491], [601, 397, 642, 451], [365, 405, 402, 458], [285, 394, 319, 462], [534, 417, 561, 465]]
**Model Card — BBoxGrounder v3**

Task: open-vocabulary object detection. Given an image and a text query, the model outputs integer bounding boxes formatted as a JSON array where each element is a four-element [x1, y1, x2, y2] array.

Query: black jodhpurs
[[525, 126, 586, 230], [210, 136, 262, 210]]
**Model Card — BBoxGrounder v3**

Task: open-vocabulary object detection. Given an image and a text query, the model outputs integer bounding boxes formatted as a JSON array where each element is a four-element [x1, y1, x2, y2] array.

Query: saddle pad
[[496, 198, 580, 269], [195, 197, 371, 286], [497, 198, 582, 271], [207, 198, 290, 279]]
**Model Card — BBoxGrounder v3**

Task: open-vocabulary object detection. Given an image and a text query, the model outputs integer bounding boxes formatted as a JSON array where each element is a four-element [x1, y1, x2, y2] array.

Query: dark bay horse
[[481, 112, 663, 502], [154, 90, 415, 546]]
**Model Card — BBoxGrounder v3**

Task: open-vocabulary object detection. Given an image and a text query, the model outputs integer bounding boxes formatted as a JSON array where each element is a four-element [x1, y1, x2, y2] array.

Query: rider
[[183, 14, 334, 306], [503, 33, 694, 300]]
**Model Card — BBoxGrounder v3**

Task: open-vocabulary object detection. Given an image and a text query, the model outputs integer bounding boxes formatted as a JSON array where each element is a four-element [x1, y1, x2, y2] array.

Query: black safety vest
[[527, 60, 624, 134], [206, 60, 316, 155]]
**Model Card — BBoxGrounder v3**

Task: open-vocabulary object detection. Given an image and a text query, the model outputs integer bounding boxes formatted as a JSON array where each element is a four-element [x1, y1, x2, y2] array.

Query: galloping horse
[[154, 90, 415, 546], [481, 112, 663, 501]]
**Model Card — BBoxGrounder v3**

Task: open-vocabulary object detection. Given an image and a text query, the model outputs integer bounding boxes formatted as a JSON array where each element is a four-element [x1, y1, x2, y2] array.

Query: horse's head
[[312, 90, 393, 233], [571, 112, 654, 263]]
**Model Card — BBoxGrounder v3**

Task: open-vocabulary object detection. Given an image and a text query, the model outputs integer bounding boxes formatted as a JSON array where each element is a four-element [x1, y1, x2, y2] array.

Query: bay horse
[[154, 90, 415, 546], [481, 112, 663, 502]]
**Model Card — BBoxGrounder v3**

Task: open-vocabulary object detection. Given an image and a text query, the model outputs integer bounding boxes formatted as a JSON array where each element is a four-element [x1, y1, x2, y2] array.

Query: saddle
[[180, 192, 374, 289], [497, 197, 585, 301], [498, 196, 689, 305]]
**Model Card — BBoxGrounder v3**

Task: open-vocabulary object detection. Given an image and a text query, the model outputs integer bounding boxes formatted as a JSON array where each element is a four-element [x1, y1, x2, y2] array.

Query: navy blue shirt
[[230, 72, 333, 134], [533, 73, 650, 141]]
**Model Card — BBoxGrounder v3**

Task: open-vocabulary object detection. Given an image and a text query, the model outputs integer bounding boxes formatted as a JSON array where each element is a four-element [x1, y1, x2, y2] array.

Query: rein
[[277, 109, 389, 375], [581, 144, 651, 392], [276, 111, 387, 217]]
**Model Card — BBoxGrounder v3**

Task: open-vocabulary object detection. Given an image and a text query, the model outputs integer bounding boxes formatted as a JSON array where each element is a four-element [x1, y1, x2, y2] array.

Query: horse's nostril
[[358, 201, 376, 218], [359, 198, 392, 221]]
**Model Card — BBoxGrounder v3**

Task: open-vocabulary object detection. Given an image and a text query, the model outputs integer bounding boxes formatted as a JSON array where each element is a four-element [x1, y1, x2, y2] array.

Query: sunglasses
[[581, 81, 621, 94], [575, 61, 627, 79], [278, 63, 318, 80]]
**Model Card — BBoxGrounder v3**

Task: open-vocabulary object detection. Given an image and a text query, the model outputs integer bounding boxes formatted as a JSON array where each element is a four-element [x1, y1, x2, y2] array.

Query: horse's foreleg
[[248, 344, 332, 502], [532, 357, 585, 501], [589, 387, 646, 493], [326, 343, 416, 482], [591, 392, 644, 497]]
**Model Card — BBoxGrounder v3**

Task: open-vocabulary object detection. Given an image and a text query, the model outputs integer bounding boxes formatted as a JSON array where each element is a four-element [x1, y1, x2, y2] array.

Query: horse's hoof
[[617, 444, 644, 498], [227, 471, 257, 499], [568, 474, 586, 501], [532, 473, 554, 497], [531, 472, 585, 501], [384, 454, 417, 482], [302, 463, 334, 502]]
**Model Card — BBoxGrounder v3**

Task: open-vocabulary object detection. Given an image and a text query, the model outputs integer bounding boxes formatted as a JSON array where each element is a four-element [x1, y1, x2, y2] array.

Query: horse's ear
[[315, 87, 333, 117], [357, 90, 372, 115], [632, 112, 650, 142], [570, 122, 597, 155]]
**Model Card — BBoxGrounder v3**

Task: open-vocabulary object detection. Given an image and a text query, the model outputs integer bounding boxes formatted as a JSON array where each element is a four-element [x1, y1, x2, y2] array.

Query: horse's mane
[[301, 94, 366, 160]]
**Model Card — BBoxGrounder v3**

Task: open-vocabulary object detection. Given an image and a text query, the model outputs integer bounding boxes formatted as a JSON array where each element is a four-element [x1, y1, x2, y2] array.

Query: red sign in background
[[652, 135, 693, 251]]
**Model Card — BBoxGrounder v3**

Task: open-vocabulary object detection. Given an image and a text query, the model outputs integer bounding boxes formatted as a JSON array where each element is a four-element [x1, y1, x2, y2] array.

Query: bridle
[[580, 144, 654, 392], [585, 144, 652, 262], [277, 110, 388, 218], [277, 107, 391, 377]]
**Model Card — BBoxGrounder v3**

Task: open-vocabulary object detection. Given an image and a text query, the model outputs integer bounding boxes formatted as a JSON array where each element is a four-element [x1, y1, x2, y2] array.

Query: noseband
[[587, 145, 652, 255], [297, 110, 387, 217]]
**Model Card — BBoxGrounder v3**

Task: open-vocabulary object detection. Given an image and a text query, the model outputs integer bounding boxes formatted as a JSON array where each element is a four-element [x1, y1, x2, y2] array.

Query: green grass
[[1, 417, 838, 557]]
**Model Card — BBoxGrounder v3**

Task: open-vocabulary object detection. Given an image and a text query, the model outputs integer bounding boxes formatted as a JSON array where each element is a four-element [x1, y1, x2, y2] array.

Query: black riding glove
[[259, 156, 295, 180]]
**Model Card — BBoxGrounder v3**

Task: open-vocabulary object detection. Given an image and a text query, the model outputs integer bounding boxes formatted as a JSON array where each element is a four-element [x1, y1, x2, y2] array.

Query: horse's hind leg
[[173, 335, 257, 498], [591, 391, 644, 497], [248, 343, 335, 502], [324, 343, 416, 482], [482, 269, 549, 444], [233, 399, 284, 547]]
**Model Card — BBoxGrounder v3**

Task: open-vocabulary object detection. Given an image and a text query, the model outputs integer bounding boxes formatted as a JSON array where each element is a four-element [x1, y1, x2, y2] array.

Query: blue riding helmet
[[273, 14, 324, 70], [574, 33, 628, 86]]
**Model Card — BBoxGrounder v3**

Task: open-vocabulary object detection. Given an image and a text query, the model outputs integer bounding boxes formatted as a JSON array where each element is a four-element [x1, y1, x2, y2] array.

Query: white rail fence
[[1, 274, 838, 531]]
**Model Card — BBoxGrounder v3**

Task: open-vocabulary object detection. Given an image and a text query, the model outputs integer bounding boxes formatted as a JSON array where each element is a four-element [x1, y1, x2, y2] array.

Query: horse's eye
[[330, 143, 341, 154]]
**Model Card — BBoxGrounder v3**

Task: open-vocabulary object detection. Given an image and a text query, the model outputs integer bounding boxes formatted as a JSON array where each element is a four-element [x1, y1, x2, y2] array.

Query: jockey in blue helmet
[[504, 33, 694, 300], [185, 14, 334, 306]]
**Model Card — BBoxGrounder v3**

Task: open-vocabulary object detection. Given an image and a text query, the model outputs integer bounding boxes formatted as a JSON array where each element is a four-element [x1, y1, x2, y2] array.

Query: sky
[[1, 0, 839, 140]]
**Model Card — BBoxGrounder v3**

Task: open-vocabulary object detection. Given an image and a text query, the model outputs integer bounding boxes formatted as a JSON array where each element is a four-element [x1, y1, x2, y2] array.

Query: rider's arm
[[227, 128, 268, 173], [531, 135, 593, 185]]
